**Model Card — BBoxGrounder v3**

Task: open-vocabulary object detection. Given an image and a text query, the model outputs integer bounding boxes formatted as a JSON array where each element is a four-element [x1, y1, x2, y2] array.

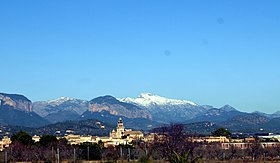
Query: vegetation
[[138, 156, 150, 163], [212, 127, 231, 137], [38, 135, 58, 147], [170, 150, 201, 163], [149, 124, 200, 162], [10, 131, 34, 146], [8, 132, 73, 162]]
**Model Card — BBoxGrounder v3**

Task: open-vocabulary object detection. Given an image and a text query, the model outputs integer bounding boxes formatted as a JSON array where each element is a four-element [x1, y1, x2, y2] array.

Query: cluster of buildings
[[0, 118, 145, 151], [1, 118, 280, 151], [61, 118, 145, 147], [221, 134, 280, 149], [191, 134, 280, 149]]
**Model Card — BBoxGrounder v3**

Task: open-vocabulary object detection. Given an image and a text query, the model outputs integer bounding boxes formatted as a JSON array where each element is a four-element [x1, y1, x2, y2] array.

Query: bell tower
[[116, 118, 125, 138]]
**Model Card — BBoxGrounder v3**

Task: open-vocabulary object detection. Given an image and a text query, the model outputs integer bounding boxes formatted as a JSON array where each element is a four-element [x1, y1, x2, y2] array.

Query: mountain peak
[[121, 93, 197, 107], [0, 92, 31, 102], [90, 95, 120, 105], [220, 105, 236, 112], [48, 96, 76, 105]]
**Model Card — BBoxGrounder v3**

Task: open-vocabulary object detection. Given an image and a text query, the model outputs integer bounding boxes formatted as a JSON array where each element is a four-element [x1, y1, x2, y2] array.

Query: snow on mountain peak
[[47, 96, 77, 105], [120, 93, 197, 107]]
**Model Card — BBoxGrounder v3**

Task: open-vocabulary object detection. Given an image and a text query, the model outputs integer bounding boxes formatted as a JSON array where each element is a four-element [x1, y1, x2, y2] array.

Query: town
[[1, 118, 280, 162]]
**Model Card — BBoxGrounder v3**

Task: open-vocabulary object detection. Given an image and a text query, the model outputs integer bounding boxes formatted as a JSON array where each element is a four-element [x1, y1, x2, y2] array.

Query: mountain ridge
[[1, 91, 280, 134]]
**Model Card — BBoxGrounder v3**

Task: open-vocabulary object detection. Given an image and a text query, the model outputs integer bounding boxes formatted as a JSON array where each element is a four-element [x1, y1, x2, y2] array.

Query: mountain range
[[1, 92, 280, 135]]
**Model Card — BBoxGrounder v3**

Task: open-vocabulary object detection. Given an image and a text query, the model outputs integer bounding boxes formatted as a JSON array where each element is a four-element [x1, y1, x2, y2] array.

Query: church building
[[110, 118, 125, 139], [110, 118, 144, 140]]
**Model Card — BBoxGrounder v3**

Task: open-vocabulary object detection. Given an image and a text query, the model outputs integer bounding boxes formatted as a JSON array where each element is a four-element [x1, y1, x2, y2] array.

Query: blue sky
[[0, 1, 279, 113]]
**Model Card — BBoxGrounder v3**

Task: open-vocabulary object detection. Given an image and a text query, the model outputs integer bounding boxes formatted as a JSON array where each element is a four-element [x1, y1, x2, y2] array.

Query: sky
[[0, 0, 279, 113]]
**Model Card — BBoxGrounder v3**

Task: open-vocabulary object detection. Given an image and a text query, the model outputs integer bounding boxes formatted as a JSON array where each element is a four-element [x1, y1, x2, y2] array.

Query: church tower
[[116, 117, 125, 138]]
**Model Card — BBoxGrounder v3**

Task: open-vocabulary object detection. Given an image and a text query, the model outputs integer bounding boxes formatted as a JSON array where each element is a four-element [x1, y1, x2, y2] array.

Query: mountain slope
[[33, 97, 89, 123], [0, 92, 49, 127], [218, 113, 270, 132], [4, 119, 113, 136], [88, 95, 152, 119], [120, 93, 207, 123], [271, 111, 280, 118], [261, 117, 280, 132], [0, 92, 32, 112], [80, 110, 157, 130], [188, 105, 246, 123], [0, 107, 49, 127], [44, 110, 80, 123]]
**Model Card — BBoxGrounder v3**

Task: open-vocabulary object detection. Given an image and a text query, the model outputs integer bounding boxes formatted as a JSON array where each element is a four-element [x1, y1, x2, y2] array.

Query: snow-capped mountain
[[47, 96, 77, 105], [121, 93, 197, 107], [33, 97, 89, 123], [120, 93, 208, 123]]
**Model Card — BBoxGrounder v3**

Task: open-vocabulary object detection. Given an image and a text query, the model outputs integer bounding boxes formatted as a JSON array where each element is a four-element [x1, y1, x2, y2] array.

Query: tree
[[212, 128, 231, 137], [39, 135, 58, 147], [11, 131, 34, 146], [246, 140, 263, 161], [9, 141, 30, 162], [151, 124, 197, 161]]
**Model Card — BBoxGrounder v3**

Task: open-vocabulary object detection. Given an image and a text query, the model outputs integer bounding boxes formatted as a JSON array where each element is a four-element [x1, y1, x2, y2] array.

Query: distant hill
[[183, 112, 275, 134], [218, 113, 270, 132], [3, 119, 113, 136], [187, 105, 247, 123], [80, 110, 158, 131], [184, 121, 221, 135], [31, 119, 113, 136]]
